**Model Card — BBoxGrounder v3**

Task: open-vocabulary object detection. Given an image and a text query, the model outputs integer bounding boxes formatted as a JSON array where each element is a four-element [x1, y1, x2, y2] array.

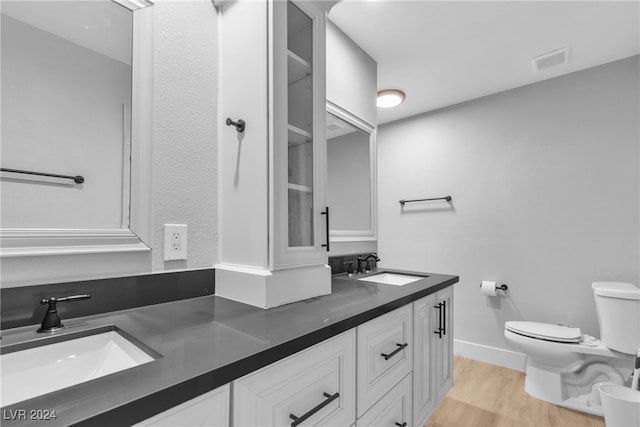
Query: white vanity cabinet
[[356, 304, 413, 416], [133, 384, 230, 427], [354, 287, 454, 427], [356, 374, 412, 427], [136, 286, 453, 427], [232, 330, 356, 427], [412, 287, 454, 426], [216, 0, 334, 308]]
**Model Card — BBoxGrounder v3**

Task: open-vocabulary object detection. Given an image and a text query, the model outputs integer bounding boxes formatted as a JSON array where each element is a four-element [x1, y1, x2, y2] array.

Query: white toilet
[[504, 282, 640, 416]]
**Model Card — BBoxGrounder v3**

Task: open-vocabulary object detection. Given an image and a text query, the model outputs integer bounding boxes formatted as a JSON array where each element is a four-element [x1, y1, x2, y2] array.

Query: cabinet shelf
[[288, 50, 311, 86], [287, 124, 311, 147], [287, 183, 312, 194]]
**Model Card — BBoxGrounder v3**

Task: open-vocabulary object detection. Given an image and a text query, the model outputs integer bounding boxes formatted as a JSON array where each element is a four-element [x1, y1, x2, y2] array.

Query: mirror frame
[[0, 1, 153, 260], [326, 101, 377, 243]]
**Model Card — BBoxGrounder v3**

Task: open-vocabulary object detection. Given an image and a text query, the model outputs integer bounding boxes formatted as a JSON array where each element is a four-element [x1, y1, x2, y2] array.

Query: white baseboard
[[454, 339, 526, 371]]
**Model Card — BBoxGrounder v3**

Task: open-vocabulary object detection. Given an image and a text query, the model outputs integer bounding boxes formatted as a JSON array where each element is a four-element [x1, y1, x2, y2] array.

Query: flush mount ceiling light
[[377, 89, 405, 108]]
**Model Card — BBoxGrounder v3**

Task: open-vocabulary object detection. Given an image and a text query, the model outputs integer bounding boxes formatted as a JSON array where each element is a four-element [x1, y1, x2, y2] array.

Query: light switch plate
[[164, 224, 188, 261]]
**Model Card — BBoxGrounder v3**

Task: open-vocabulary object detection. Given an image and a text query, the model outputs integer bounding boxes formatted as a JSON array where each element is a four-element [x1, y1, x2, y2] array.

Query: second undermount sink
[[1, 326, 158, 407], [358, 272, 425, 286]]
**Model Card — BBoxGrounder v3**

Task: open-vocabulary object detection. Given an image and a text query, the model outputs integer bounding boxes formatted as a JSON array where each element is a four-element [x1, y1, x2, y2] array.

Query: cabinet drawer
[[133, 384, 229, 427], [357, 373, 412, 427], [357, 305, 413, 416], [233, 330, 356, 427]]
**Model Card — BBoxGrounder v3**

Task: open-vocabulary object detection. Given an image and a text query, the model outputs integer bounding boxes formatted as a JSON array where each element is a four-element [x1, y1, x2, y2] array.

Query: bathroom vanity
[[0, 270, 457, 427]]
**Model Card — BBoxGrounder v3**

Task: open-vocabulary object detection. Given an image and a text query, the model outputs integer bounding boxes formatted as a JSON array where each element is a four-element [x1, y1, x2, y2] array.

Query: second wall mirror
[[326, 103, 377, 247]]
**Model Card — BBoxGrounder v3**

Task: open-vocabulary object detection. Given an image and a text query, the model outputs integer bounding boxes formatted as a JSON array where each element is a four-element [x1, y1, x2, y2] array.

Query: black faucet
[[346, 260, 355, 275], [37, 294, 91, 333], [357, 253, 380, 274]]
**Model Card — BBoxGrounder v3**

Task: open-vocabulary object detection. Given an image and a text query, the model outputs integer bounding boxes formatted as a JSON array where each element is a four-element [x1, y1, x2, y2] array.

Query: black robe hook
[[226, 118, 245, 133]]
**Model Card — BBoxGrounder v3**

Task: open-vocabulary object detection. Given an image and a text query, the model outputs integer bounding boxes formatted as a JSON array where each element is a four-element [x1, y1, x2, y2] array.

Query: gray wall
[[377, 57, 639, 364], [326, 19, 377, 127], [327, 130, 371, 231], [151, 0, 217, 271]]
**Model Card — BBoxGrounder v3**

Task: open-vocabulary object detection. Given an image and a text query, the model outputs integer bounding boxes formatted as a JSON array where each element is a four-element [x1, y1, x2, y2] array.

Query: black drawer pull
[[434, 303, 443, 338], [381, 342, 408, 361], [395, 423, 407, 427], [290, 392, 339, 426]]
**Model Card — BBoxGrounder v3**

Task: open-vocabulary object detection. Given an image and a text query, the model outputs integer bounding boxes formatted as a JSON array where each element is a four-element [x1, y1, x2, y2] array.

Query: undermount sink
[[358, 272, 425, 286], [1, 326, 158, 407]]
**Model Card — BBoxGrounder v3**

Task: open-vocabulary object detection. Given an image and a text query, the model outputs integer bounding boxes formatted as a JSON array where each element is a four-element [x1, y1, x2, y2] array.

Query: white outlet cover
[[164, 224, 188, 261]]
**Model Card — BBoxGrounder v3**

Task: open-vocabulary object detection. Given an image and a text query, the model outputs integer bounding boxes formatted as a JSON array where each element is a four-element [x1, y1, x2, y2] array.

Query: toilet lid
[[505, 321, 583, 343]]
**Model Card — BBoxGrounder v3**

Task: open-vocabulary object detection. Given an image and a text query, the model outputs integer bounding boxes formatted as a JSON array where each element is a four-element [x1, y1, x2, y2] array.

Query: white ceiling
[[329, 0, 640, 124]]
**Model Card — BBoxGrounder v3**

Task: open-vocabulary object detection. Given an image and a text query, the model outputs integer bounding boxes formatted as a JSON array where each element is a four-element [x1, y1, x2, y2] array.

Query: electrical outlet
[[164, 224, 188, 261]]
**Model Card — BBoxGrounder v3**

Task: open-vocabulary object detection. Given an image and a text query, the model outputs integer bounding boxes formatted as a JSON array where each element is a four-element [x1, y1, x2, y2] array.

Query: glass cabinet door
[[286, 1, 314, 248]]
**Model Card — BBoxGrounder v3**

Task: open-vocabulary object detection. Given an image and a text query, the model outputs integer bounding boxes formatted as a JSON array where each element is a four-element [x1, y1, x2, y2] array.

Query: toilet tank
[[592, 282, 640, 354]]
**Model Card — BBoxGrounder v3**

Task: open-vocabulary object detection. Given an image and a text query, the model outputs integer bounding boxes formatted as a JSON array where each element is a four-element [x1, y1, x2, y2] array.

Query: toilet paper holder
[[479, 282, 509, 291]]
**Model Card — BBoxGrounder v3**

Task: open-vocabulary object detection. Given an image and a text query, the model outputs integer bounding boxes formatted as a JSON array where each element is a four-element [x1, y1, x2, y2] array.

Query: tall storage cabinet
[[216, 0, 334, 308], [434, 286, 454, 403], [412, 294, 437, 426], [273, 0, 328, 269], [412, 286, 454, 426]]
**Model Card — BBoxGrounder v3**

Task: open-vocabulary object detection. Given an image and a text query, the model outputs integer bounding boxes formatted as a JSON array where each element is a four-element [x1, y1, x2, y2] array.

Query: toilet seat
[[505, 321, 583, 343]]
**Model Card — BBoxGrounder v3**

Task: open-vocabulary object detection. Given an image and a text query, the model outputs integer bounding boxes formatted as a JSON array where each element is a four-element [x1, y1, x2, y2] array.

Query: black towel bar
[[399, 196, 451, 205], [1, 168, 84, 184]]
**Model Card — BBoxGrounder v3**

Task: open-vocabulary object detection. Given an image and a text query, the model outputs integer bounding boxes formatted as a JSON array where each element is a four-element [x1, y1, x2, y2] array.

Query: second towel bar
[[399, 196, 451, 206]]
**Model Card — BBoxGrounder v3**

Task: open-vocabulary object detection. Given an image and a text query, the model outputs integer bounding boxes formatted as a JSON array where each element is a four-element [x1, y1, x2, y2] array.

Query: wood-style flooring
[[424, 356, 605, 427]]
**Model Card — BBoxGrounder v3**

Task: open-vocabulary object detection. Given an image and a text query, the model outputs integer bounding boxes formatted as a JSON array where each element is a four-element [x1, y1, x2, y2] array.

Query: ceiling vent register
[[532, 47, 570, 72]]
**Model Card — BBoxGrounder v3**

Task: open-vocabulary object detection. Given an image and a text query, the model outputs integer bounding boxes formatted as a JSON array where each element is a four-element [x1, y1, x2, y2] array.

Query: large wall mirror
[[0, 0, 154, 285], [326, 102, 377, 253]]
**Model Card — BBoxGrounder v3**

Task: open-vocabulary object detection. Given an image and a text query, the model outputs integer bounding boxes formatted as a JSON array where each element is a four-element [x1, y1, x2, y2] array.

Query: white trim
[[215, 6, 224, 269], [327, 101, 375, 133], [326, 101, 378, 244], [112, 0, 154, 11], [129, 5, 153, 247], [215, 263, 331, 309], [0, 229, 150, 257], [330, 231, 377, 241], [121, 103, 132, 229], [2, 244, 149, 258], [213, 263, 272, 276], [453, 339, 526, 371]]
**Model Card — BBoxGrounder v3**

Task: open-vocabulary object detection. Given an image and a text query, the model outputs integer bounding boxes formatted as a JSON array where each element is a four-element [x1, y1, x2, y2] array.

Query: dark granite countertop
[[0, 269, 458, 426]]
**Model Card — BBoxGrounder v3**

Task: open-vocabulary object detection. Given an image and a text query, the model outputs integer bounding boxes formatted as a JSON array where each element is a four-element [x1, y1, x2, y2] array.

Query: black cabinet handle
[[321, 207, 330, 252], [381, 342, 408, 361], [290, 392, 339, 426], [442, 300, 447, 335], [395, 423, 407, 427], [433, 303, 443, 339]]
